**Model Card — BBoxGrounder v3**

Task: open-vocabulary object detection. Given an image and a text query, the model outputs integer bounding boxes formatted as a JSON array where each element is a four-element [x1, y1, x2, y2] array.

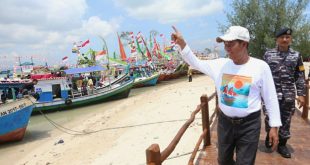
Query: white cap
[[216, 26, 250, 43]]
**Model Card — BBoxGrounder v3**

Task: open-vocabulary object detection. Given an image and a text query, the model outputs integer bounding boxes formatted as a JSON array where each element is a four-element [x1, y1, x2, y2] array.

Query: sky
[[0, 0, 309, 69]]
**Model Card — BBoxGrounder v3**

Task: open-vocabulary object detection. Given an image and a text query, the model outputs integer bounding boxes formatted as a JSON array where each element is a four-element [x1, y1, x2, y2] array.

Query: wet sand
[[0, 75, 217, 165]]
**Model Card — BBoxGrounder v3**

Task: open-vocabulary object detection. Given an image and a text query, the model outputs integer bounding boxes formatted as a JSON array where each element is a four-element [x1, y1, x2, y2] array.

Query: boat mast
[[99, 36, 111, 88]]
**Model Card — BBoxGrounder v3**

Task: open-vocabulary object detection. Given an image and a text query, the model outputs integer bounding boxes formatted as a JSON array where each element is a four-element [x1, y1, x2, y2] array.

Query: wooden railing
[[302, 79, 309, 120], [145, 78, 310, 164], [145, 92, 218, 165]]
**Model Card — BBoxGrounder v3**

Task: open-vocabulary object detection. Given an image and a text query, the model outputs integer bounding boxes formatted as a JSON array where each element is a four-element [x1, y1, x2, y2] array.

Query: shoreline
[[1, 75, 216, 165], [1, 67, 309, 164]]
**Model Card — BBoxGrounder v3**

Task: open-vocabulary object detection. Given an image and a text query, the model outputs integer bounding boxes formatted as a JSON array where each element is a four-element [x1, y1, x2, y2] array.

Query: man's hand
[[297, 96, 305, 109], [269, 127, 279, 151], [171, 26, 186, 50]]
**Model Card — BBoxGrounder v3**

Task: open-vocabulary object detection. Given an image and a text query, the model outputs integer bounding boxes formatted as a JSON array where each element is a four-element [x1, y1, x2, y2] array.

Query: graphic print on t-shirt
[[220, 74, 252, 108]]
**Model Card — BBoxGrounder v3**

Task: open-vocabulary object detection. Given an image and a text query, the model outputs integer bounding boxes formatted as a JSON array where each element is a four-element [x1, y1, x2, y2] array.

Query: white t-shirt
[[181, 45, 281, 127]]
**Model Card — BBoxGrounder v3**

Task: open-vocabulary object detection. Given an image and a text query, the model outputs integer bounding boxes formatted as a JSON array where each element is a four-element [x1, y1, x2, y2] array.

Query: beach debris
[[54, 139, 64, 145]]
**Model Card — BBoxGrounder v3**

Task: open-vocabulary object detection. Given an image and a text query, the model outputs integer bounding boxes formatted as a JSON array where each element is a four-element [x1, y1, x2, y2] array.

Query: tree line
[[221, 0, 309, 60]]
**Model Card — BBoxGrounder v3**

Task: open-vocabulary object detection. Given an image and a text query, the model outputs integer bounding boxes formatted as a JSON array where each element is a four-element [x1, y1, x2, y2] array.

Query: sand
[[1, 75, 217, 165], [2, 61, 309, 165]]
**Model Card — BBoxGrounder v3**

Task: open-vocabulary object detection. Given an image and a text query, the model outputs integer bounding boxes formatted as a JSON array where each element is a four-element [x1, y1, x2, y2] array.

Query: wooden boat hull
[[157, 70, 187, 82], [157, 74, 166, 81], [133, 73, 160, 88], [0, 98, 34, 143], [33, 79, 134, 112]]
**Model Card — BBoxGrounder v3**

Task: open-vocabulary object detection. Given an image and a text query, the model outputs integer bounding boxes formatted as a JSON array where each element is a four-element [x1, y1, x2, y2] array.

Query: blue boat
[[0, 80, 35, 143], [133, 72, 160, 88], [129, 66, 159, 88]]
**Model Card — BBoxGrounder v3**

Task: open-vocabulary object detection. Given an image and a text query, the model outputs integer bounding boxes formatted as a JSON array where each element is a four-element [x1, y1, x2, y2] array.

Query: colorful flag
[[165, 46, 174, 53], [96, 50, 106, 61], [72, 42, 80, 53], [128, 32, 137, 54], [97, 50, 107, 55], [95, 54, 105, 61], [136, 38, 143, 55], [138, 32, 152, 61], [117, 33, 127, 61], [62, 56, 68, 63], [72, 47, 79, 53], [160, 34, 166, 52], [136, 32, 143, 44], [81, 39, 90, 47], [152, 36, 162, 59]]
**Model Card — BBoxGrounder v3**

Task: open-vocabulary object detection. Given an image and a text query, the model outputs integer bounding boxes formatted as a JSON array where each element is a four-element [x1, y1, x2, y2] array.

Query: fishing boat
[[0, 80, 35, 143], [157, 63, 187, 82], [133, 72, 160, 88], [33, 66, 134, 113], [129, 65, 159, 88], [222, 85, 237, 105]]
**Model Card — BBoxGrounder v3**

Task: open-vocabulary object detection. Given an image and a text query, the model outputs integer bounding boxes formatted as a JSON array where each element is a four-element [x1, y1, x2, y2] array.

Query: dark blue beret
[[276, 27, 293, 38]]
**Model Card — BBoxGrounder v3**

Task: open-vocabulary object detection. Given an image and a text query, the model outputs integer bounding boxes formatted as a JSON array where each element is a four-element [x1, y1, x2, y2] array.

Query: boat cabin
[[34, 77, 70, 102], [0, 79, 33, 104]]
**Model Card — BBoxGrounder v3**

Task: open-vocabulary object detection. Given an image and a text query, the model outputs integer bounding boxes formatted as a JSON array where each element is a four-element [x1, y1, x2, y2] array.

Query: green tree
[[77, 49, 96, 66], [204, 48, 212, 54], [221, 0, 310, 59]]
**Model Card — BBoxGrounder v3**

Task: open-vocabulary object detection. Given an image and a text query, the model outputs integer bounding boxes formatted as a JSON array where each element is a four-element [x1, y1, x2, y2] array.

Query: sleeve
[[180, 45, 224, 80], [294, 53, 306, 96], [261, 63, 282, 127]]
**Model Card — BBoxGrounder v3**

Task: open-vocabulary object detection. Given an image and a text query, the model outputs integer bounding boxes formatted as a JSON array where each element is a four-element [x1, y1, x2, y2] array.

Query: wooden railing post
[[302, 79, 309, 120], [146, 144, 161, 165], [215, 90, 219, 115], [200, 95, 211, 147]]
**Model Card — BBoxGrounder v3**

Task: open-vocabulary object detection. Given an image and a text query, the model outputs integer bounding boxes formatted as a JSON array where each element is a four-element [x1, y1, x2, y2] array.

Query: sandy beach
[[0, 75, 217, 165], [2, 62, 310, 165]]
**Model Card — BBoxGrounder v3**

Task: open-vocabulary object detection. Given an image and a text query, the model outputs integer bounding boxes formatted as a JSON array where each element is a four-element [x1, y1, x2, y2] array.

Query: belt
[[220, 110, 261, 124]]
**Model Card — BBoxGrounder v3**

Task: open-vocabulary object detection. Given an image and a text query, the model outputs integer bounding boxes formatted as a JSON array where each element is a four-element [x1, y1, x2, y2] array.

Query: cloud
[[0, 0, 121, 65], [191, 38, 215, 50], [115, 0, 224, 23], [0, 0, 87, 31], [0, 0, 89, 48], [82, 16, 121, 37]]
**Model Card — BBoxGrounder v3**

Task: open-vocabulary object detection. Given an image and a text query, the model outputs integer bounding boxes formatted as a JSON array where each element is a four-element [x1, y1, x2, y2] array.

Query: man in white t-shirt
[[171, 26, 282, 165]]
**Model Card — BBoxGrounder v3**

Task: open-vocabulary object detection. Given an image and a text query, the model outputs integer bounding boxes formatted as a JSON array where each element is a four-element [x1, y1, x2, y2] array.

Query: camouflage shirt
[[263, 47, 306, 102]]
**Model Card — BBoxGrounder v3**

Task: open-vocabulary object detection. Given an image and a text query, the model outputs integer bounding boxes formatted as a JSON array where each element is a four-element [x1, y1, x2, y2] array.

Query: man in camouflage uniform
[[263, 27, 306, 158]]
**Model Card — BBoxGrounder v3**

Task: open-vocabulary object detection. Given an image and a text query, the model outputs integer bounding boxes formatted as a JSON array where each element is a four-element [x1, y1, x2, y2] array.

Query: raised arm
[[171, 26, 186, 50]]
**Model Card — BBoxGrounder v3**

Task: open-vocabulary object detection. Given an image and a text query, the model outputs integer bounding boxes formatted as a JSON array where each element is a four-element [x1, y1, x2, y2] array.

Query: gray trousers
[[218, 111, 261, 165]]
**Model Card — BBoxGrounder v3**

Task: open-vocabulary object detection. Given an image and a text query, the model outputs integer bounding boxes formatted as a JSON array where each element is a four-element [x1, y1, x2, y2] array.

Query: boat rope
[[36, 107, 202, 135], [38, 109, 89, 135]]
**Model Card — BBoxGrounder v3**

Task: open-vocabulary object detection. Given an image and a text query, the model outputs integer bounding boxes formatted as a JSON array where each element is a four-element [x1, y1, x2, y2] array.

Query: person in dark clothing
[[1, 90, 7, 103], [263, 27, 306, 158], [22, 79, 38, 95], [188, 67, 193, 82]]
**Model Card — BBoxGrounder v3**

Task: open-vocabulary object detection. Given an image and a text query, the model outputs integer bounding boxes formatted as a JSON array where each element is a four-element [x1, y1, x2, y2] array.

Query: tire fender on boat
[[65, 98, 72, 105]]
